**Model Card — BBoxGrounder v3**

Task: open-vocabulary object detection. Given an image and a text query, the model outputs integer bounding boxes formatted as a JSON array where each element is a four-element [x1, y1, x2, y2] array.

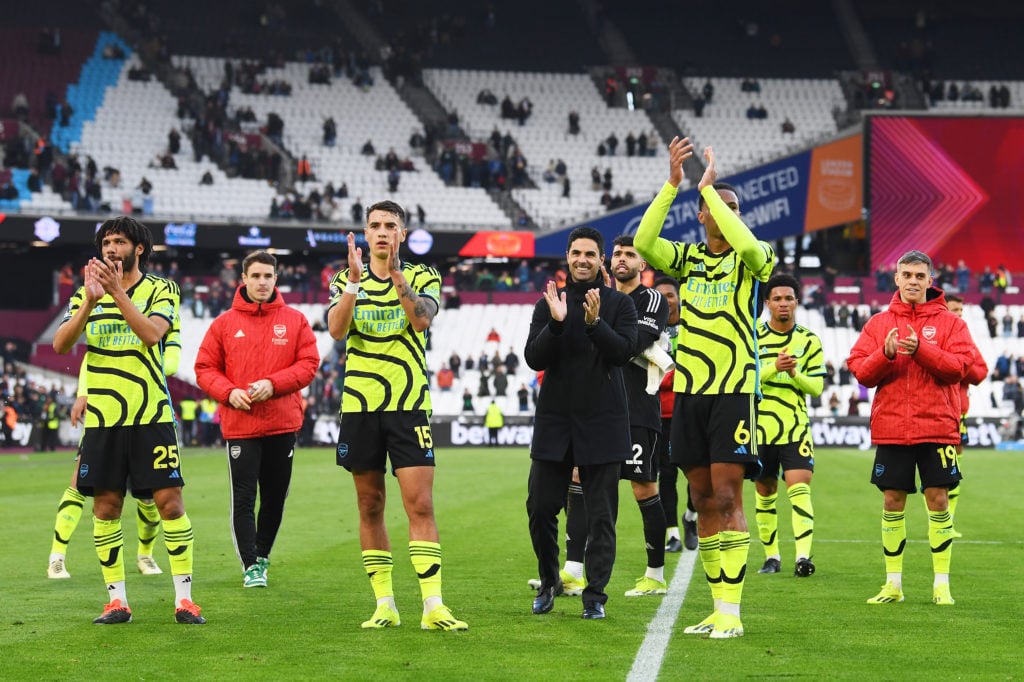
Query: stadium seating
[[676, 77, 846, 177], [425, 69, 675, 229]]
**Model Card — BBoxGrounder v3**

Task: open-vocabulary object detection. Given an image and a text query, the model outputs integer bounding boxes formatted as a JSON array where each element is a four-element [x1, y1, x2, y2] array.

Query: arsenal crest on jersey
[[274, 324, 286, 338], [922, 325, 936, 341]]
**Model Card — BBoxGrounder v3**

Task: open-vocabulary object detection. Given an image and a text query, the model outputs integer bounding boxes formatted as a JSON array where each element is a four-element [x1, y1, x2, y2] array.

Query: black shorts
[[871, 443, 962, 493], [77, 423, 184, 497], [670, 393, 761, 480], [757, 441, 814, 480], [337, 411, 436, 473], [621, 426, 659, 482], [656, 417, 673, 469]]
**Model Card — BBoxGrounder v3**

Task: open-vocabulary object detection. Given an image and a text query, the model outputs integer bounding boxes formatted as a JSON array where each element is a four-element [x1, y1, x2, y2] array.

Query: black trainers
[[175, 599, 207, 624], [758, 558, 781, 574], [93, 599, 132, 624], [683, 518, 698, 551], [794, 557, 816, 578], [665, 537, 683, 553]]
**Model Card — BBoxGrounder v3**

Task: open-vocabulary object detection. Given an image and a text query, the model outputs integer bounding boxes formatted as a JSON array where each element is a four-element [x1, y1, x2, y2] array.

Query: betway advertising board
[[312, 414, 1012, 450]]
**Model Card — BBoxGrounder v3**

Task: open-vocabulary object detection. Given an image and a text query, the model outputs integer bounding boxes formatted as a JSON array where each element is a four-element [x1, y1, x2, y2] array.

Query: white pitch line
[[627, 549, 699, 682]]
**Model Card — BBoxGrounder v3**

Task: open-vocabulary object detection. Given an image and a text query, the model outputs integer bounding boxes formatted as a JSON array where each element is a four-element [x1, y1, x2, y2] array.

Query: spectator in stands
[[606, 133, 619, 156], [361, 140, 375, 156], [436, 364, 454, 392], [351, 199, 363, 225], [1003, 376, 1023, 414], [828, 391, 840, 416], [1002, 313, 1014, 338], [27, 167, 42, 193], [168, 128, 181, 155], [501, 95, 516, 119], [838, 360, 852, 385], [11, 92, 29, 121], [692, 94, 706, 117], [954, 260, 970, 293], [638, 132, 649, 156], [59, 101, 73, 127], [200, 171, 214, 185], [702, 79, 714, 103], [543, 160, 558, 184], [568, 111, 580, 135], [562, 175, 571, 199], [461, 388, 474, 413], [1018, 316, 1024, 339], [993, 353, 1011, 381], [591, 167, 602, 190], [781, 117, 795, 135], [477, 88, 497, 105], [416, 204, 426, 225], [323, 117, 337, 147], [625, 133, 637, 157], [518, 384, 530, 412], [387, 168, 400, 193], [448, 352, 461, 379], [847, 393, 860, 416], [517, 97, 532, 125]]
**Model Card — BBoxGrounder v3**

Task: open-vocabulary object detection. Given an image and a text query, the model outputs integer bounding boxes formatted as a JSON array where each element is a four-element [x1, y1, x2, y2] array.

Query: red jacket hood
[[847, 286, 975, 445], [231, 285, 285, 314]]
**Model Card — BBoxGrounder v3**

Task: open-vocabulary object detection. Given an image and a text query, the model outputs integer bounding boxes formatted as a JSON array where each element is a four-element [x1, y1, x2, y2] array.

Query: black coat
[[525, 278, 637, 465]]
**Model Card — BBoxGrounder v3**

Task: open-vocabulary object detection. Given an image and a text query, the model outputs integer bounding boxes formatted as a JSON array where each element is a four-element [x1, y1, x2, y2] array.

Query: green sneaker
[[257, 556, 270, 581], [243, 563, 267, 588], [866, 582, 904, 604], [421, 604, 468, 631], [933, 584, 955, 605], [361, 603, 401, 628], [559, 569, 587, 596], [683, 611, 718, 634], [624, 575, 668, 596], [709, 613, 744, 639]]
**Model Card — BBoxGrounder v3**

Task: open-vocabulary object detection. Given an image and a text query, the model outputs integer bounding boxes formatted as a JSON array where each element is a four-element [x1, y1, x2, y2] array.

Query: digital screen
[[868, 116, 1024, 271]]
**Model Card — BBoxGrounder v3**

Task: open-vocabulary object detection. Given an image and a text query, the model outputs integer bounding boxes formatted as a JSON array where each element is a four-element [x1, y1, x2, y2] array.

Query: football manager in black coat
[[525, 225, 637, 620]]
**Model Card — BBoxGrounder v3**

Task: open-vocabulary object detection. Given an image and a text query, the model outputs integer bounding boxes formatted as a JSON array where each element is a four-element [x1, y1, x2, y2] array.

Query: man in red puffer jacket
[[848, 250, 975, 608], [195, 250, 319, 589]]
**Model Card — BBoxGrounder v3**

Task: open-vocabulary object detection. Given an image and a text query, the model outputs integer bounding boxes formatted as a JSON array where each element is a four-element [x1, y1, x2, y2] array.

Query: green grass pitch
[[2, 446, 1020, 680]]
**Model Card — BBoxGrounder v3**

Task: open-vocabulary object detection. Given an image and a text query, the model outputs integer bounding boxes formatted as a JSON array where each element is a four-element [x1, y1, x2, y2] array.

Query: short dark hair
[[698, 181, 739, 211], [764, 273, 801, 301], [567, 226, 604, 256], [653, 275, 678, 292], [94, 216, 153, 268], [612, 234, 634, 248], [946, 293, 964, 304], [242, 250, 277, 275], [897, 249, 933, 273], [366, 200, 406, 226]]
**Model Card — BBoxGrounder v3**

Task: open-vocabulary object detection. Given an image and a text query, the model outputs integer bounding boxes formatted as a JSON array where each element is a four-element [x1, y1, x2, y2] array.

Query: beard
[[118, 249, 137, 275]]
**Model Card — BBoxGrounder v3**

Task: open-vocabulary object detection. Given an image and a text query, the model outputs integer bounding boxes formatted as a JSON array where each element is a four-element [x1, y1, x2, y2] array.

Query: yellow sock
[[947, 485, 960, 522], [362, 550, 394, 601], [929, 510, 954, 574], [52, 487, 86, 556], [881, 510, 906, 574], [162, 514, 194, 575], [697, 535, 723, 603], [93, 517, 125, 584], [754, 492, 778, 557], [136, 499, 161, 556], [719, 531, 750, 607], [788, 483, 814, 559], [409, 540, 443, 606]]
